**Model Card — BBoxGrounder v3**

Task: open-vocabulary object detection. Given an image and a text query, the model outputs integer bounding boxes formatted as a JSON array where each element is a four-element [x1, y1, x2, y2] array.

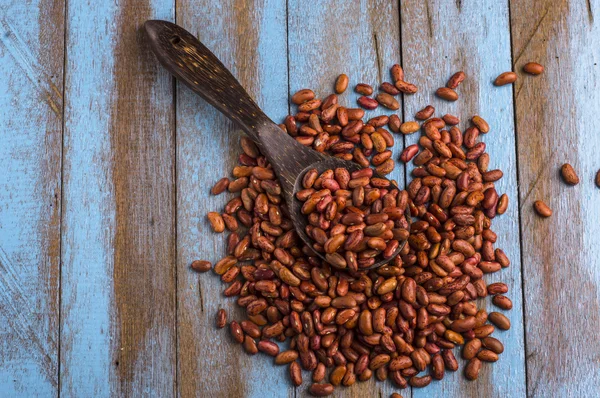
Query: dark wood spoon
[[144, 20, 405, 269]]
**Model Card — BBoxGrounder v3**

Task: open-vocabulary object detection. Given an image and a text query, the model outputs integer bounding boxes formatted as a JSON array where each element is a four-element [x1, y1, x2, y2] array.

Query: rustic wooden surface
[[0, 0, 63, 396], [59, 0, 177, 397], [401, 2, 526, 398], [176, 2, 292, 397], [510, 0, 600, 397], [287, 2, 402, 396], [0, 0, 598, 397]]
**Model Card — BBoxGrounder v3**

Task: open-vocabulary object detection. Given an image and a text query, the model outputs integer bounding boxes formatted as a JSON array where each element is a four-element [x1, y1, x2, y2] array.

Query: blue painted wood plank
[[175, 1, 292, 397], [0, 1, 64, 396], [401, 1, 526, 397], [510, 1, 600, 396], [60, 0, 175, 396], [287, 1, 403, 396]]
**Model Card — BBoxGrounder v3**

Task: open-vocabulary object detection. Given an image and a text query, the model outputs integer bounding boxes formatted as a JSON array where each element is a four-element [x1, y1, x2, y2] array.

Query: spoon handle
[[144, 20, 269, 141]]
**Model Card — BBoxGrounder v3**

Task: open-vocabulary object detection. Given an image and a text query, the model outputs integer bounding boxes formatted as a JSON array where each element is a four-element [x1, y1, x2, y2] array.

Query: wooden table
[[1, 0, 598, 397]]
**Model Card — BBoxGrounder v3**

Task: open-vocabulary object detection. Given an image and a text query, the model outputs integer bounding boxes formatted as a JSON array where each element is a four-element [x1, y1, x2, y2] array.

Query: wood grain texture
[[510, 1, 600, 396], [0, 0, 64, 396], [2, 0, 598, 395], [175, 1, 291, 397], [60, 0, 176, 396], [401, 1, 526, 397], [287, 0, 403, 396]]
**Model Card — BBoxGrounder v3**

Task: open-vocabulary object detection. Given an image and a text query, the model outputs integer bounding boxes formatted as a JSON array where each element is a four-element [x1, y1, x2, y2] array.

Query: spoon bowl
[[290, 157, 408, 269], [144, 20, 407, 269]]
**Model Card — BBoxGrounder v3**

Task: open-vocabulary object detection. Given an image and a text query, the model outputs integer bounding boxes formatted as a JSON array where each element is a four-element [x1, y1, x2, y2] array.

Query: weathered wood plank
[[176, 1, 290, 397], [287, 1, 403, 396], [60, 0, 176, 396], [0, 1, 64, 396], [401, 1, 526, 397], [510, 1, 600, 396]]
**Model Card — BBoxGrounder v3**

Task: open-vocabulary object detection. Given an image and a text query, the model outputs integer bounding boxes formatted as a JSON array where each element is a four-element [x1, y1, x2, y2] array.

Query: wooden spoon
[[144, 20, 405, 269]]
